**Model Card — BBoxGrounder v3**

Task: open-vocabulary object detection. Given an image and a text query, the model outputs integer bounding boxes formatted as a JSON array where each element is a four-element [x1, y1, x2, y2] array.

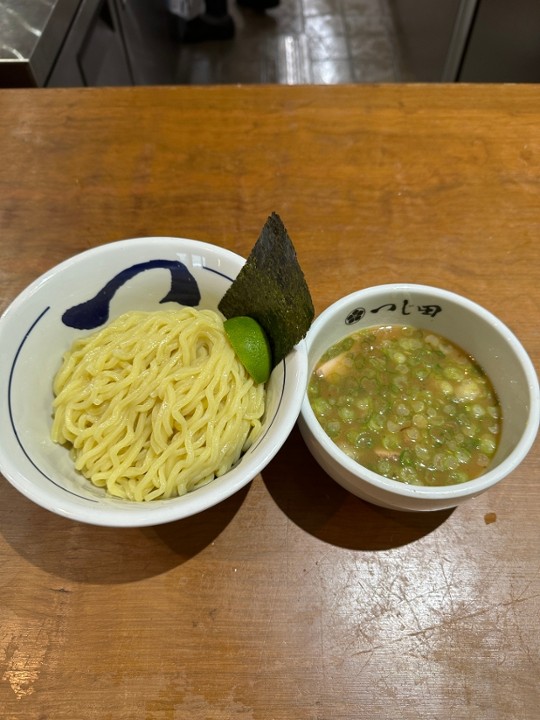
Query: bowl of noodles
[[0, 237, 308, 527]]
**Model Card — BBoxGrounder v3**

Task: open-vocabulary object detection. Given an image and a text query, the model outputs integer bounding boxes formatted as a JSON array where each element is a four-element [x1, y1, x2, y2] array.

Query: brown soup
[[308, 325, 501, 486]]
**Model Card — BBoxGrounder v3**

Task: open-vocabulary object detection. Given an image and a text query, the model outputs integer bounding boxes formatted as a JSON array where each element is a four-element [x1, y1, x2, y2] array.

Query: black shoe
[[175, 13, 235, 43], [237, 0, 280, 10]]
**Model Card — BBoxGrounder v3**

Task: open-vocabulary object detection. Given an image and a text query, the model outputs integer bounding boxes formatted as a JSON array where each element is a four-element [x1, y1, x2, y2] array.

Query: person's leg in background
[[237, 0, 280, 9], [168, 0, 235, 43], [167, 0, 282, 43]]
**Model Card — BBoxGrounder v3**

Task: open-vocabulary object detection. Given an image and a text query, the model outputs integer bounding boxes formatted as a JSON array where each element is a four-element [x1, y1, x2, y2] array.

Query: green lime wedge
[[224, 316, 272, 384]]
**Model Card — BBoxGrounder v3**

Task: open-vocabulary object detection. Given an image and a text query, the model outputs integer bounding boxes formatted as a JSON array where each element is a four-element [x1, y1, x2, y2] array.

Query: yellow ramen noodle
[[51, 308, 266, 501]]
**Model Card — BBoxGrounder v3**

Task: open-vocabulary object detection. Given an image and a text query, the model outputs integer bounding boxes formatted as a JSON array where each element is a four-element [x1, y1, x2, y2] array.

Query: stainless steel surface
[[0, 0, 54, 61], [442, 0, 479, 81], [0, 0, 80, 85]]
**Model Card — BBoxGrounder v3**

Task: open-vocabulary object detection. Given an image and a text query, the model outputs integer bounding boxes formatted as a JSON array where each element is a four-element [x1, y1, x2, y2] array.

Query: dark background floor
[[175, 0, 407, 84], [127, 0, 540, 87]]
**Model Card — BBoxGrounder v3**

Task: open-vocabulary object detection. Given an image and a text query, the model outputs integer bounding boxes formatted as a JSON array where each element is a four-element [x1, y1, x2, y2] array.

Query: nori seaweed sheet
[[218, 213, 314, 367]]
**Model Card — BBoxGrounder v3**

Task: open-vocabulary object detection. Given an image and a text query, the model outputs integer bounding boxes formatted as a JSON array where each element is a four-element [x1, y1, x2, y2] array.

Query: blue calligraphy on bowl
[[62, 260, 201, 330]]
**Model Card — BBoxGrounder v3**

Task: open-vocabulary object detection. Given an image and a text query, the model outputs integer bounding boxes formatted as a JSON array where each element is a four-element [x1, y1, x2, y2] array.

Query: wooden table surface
[[0, 84, 539, 720]]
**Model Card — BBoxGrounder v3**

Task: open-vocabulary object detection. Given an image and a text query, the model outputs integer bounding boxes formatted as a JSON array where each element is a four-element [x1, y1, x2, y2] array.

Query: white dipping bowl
[[0, 237, 307, 527], [299, 284, 539, 512]]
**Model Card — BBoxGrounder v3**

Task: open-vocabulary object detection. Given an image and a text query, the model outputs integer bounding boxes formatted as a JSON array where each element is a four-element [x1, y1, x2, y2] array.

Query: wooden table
[[0, 85, 539, 719]]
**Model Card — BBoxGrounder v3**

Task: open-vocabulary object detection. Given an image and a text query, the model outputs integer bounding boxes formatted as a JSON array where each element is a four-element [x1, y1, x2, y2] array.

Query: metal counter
[[0, 0, 82, 86]]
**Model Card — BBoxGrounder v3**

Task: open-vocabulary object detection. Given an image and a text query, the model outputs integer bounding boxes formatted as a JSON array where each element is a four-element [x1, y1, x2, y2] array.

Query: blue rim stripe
[[8, 306, 98, 502]]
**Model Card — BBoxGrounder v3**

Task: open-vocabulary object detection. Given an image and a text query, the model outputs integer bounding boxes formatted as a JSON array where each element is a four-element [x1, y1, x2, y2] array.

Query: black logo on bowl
[[345, 300, 442, 326], [345, 307, 365, 324]]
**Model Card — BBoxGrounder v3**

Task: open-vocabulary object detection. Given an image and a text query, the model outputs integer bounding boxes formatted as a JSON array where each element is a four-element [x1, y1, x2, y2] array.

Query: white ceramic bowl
[[299, 284, 539, 512], [0, 237, 308, 527]]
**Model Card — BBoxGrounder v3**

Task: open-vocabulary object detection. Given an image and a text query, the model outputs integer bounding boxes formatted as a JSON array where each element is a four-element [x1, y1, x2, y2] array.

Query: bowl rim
[[300, 283, 540, 500], [1, 236, 246, 320], [0, 236, 308, 526]]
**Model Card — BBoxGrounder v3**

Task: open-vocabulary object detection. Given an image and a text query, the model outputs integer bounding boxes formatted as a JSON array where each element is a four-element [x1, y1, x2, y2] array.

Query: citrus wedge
[[224, 316, 272, 384]]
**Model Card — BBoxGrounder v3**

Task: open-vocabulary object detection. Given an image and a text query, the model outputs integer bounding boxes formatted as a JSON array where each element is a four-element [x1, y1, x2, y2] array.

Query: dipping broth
[[308, 325, 502, 486]]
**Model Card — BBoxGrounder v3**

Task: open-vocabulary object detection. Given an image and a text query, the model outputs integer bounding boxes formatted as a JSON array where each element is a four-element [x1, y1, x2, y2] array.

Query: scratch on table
[[1, 623, 49, 699], [363, 592, 540, 657], [510, 561, 540, 604], [146, 671, 255, 720], [1, 583, 71, 699], [506, 595, 540, 672]]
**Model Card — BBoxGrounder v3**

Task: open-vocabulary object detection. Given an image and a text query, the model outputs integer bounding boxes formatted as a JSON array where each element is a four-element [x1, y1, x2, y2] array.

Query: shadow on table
[[262, 426, 454, 550], [0, 478, 248, 584]]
